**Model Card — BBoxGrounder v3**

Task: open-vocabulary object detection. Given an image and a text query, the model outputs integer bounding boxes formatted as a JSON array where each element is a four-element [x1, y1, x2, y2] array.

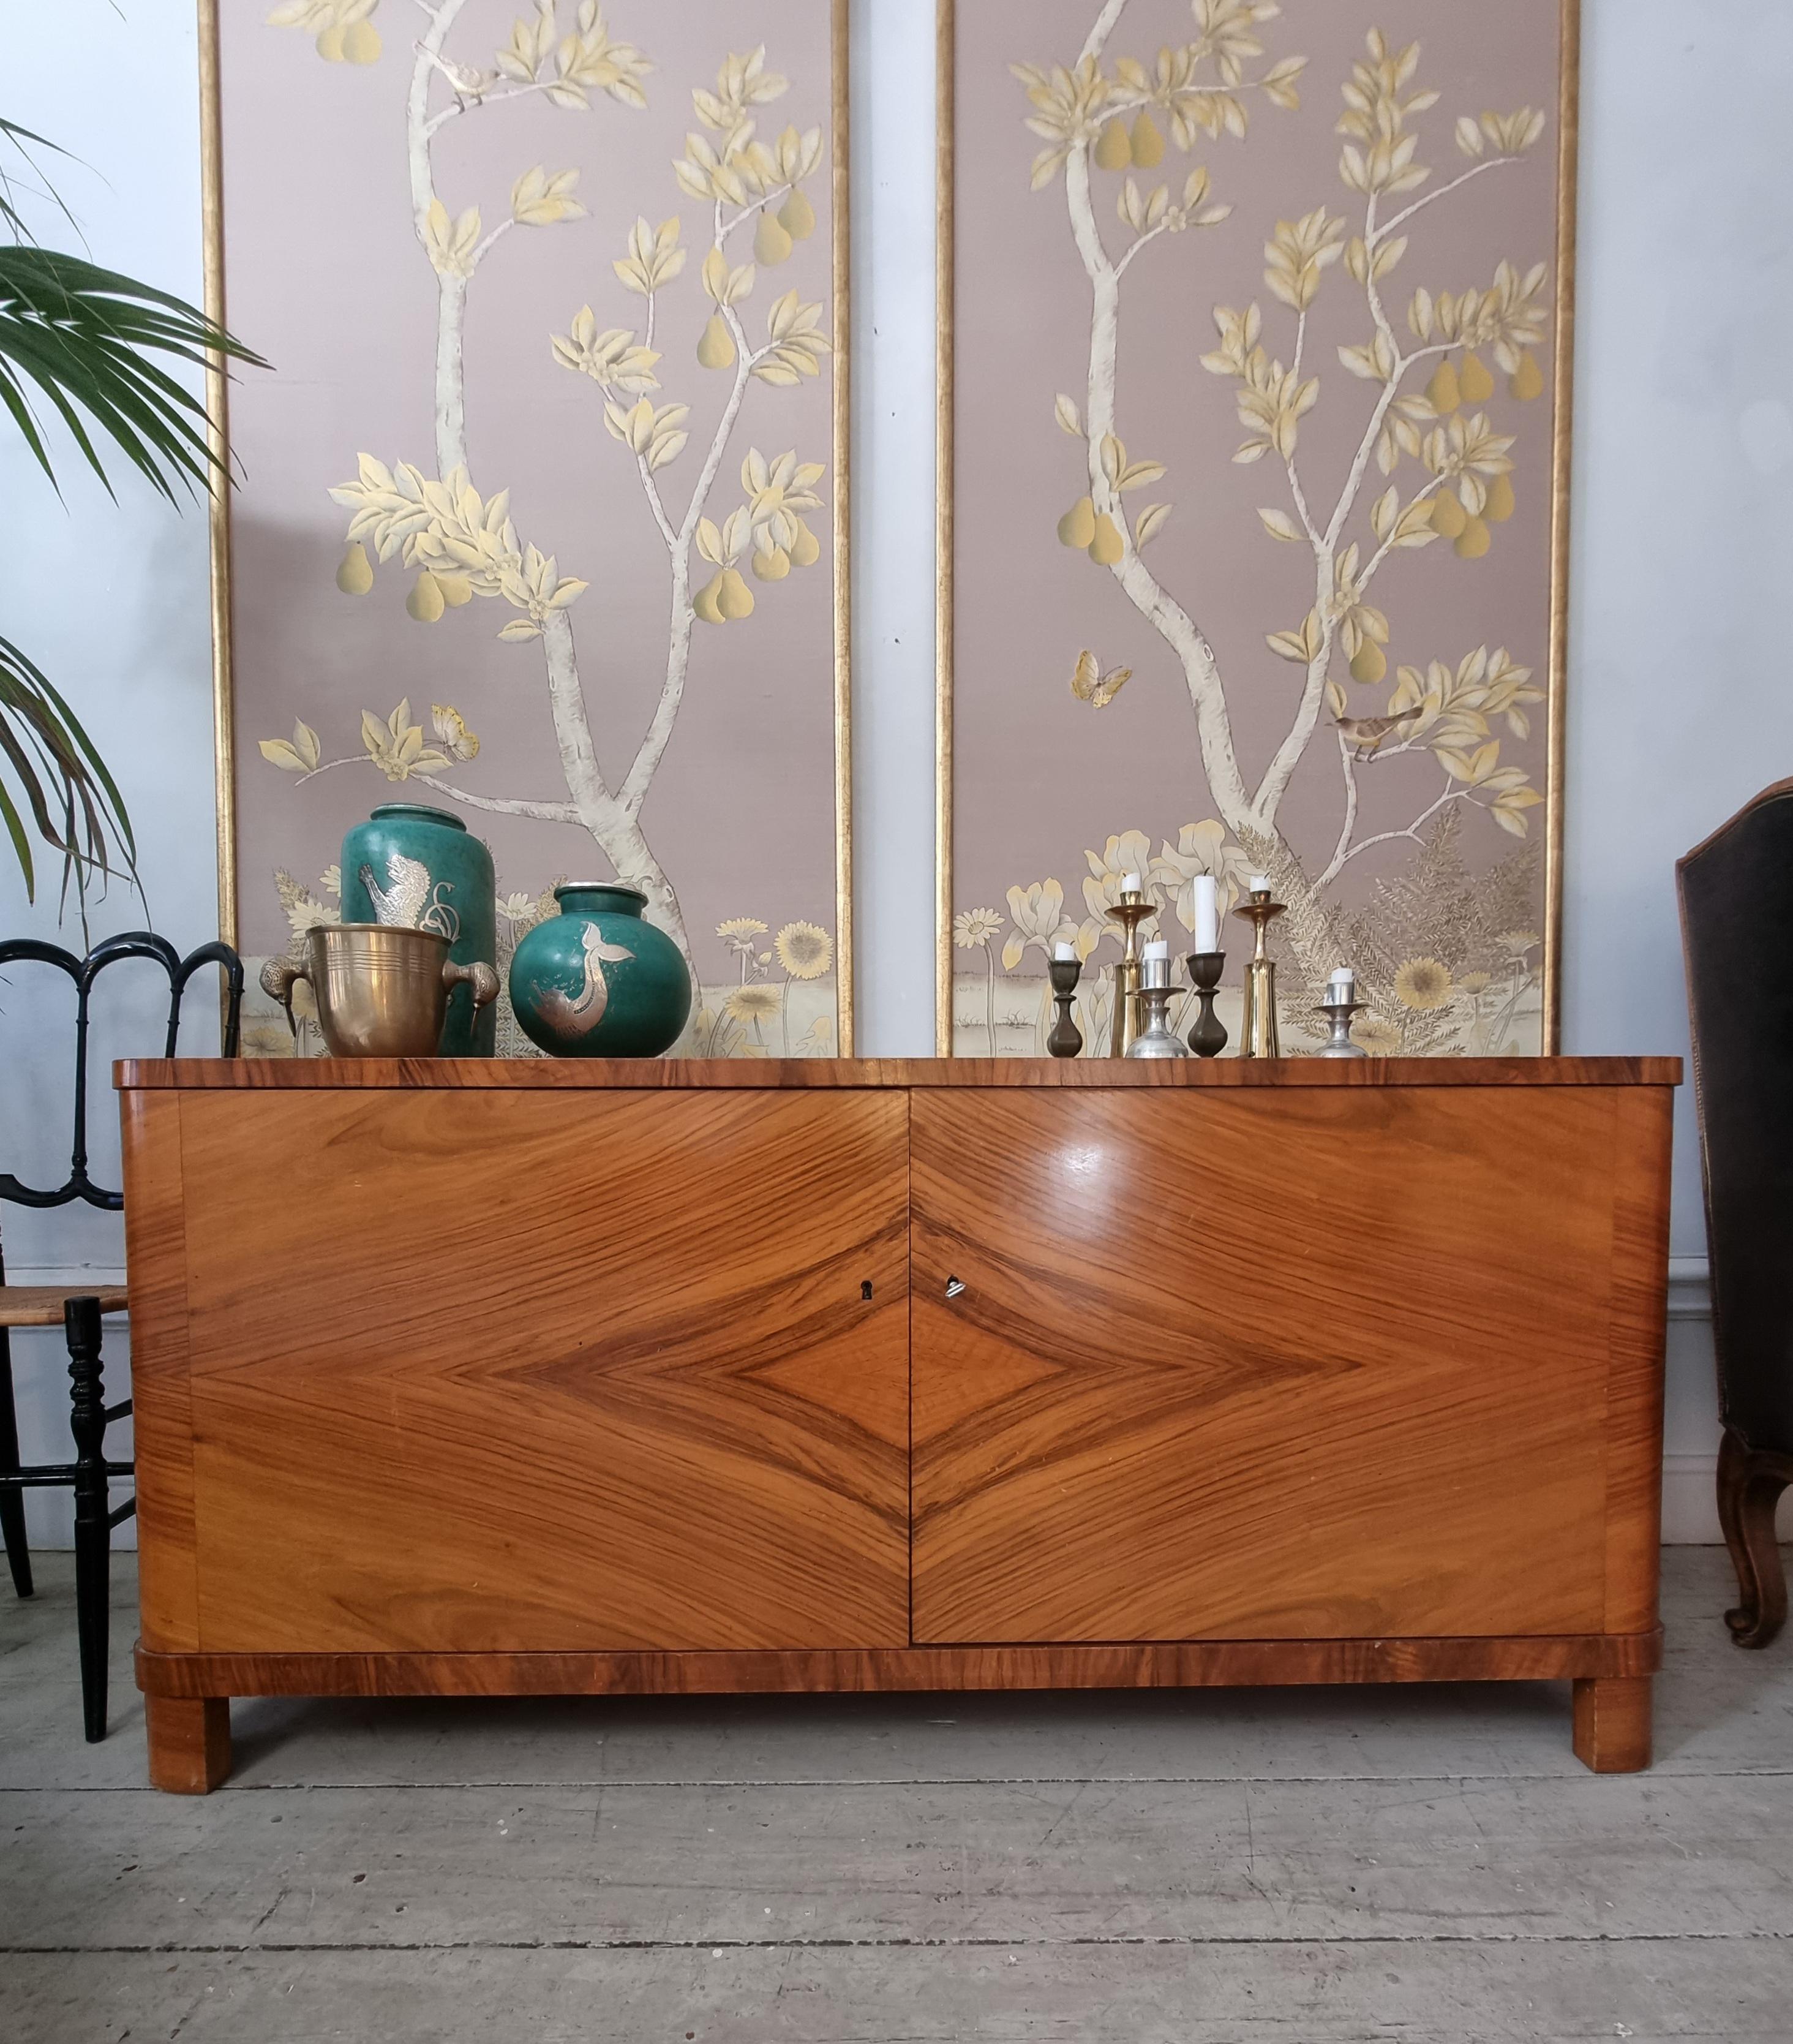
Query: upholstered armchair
[[1678, 780, 1793, 1646]]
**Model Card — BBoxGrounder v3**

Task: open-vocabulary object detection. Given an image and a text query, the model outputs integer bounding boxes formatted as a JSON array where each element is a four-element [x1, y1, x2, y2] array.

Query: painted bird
[[535, 923, 636, 1038], [416, 44, 494, 105], [1333, 711, 1421, 761]]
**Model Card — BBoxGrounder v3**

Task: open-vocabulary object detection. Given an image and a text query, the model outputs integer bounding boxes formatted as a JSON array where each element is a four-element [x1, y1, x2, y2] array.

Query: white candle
[[1193, 875, 1219, 953], [1328, 966, 1355, 987], [1249, 873, 1271, 894], [1053, 941, 1075, 961], [1144, 939, 1169, 960], [1122, 871, 1143, 895]]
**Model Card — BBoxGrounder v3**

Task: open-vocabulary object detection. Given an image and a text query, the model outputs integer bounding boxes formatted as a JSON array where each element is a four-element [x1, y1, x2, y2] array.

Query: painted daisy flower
[[775, 921, 833, 979], [1394, 957, 1453, 1011], [954, 908, 1003, 949]]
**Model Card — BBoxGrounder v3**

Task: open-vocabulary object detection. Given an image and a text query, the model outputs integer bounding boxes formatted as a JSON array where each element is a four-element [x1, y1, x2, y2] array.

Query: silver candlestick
[[1126, 953, 1191, 1059], [1312, 989, 1369, 1057]]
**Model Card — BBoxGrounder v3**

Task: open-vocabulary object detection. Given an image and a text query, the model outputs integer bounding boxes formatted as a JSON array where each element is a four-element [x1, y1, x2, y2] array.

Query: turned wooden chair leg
[[145, 1695, 231, 1794], [66, 1297, 113, 1743], [1718, 1427, 1791, 1650], [1572, 1675, 1653, 1773], [0, 1338, 32, 1599]]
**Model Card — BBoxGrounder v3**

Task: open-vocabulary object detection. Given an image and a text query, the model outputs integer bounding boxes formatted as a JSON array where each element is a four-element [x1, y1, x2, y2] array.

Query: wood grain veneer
[[121, 1091, 202, 1653], [169, 1088, 911, 1654], [1573, 1674, 1654, 1773], [911, 1087, 1660, 1646], [116, 1056, 1680, 1091], [117, 1058, 1677, 1789], [138, 1629, 1660, 1699], [0, 1286, 129, 1327], [143, 1694, 230, 1795]]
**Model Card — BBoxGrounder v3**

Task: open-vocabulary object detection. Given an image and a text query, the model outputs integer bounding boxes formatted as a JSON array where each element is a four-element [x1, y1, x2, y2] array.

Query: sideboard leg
[[1572, 1675, 1652, 1773], [145, 1694, 231, 1794]]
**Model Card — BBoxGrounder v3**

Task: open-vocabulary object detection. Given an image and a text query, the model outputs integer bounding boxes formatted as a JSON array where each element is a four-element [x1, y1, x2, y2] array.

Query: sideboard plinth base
[[138, 1633, 1661, 1791]]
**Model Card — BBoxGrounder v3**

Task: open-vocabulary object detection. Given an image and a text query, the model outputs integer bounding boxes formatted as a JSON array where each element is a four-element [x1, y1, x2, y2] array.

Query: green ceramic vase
[[340, 803, 498, 1056], [509, 883, 691, 1058]]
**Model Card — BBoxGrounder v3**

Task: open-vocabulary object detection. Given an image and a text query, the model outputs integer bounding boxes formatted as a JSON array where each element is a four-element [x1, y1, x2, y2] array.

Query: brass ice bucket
[[259, 924, 499, 1057]]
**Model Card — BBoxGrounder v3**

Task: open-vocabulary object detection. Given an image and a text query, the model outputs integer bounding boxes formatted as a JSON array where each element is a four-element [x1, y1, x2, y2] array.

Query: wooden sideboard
[[115, 1057, 1677, 1791]]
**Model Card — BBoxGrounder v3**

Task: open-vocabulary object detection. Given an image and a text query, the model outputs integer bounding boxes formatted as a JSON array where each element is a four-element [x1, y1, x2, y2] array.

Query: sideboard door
[[169, 1088, 910, 1653], [911, 1087, 1663, 1644]]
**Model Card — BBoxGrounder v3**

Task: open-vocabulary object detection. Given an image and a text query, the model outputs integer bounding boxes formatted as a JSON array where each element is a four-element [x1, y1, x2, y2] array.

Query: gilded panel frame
[[200, 0, 854, 1052], [936, 0, 1578, 1055]]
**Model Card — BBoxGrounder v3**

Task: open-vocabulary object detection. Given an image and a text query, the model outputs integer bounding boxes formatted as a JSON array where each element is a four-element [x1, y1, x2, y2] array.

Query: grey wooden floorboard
[[4, 1942, 1790, 2043], [2, 1548, 1790, 2041], [5, 1770, 1792, 1948]]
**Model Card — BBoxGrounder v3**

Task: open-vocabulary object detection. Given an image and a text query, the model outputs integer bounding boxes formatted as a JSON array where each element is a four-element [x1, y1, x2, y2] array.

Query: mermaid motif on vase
[[533, 922, 636, 1039]]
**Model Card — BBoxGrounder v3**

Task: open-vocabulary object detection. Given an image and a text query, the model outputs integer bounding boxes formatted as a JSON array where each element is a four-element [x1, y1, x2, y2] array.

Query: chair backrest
[[1677, 780, 1793, 1457], [0, 932, 243, 1213]]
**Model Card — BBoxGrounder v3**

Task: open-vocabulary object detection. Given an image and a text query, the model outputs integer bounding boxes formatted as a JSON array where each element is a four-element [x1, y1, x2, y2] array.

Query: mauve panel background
[[220, 0, 838, 990], [952, 0, 1560, 928]]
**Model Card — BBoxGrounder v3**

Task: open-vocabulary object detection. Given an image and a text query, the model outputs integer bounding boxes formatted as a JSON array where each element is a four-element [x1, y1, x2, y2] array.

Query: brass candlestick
[[1183, 951, 1228, 1058], [1047, 956, 1084, 1058], [1104, 888, 1156, 1057], [1233, 887, 1285, 1059]]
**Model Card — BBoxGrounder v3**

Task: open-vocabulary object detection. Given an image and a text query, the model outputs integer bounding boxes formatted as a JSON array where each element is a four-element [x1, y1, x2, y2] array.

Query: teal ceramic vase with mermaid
[[508, 883, 691, 1058], [339, 804, 498, 1055]]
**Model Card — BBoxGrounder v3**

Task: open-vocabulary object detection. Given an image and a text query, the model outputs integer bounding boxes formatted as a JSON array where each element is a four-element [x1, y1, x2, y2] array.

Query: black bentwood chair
[[0, 932, 242, 1739], [1677, 779, 1793, 1648]]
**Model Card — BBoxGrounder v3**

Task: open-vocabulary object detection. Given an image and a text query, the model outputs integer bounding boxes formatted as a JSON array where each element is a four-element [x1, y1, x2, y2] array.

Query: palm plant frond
[[0, 246, 267, 505], [0, 90, 268, 925], [0, 632, 136, 918], [0, 115, 80, 245]]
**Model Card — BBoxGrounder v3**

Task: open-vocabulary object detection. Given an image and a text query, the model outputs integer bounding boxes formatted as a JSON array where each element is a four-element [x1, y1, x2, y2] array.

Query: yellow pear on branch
[[1429, 491, 1469, 540], [1348, 640, 1387, 685], [1454, 516, 1492, 559], [1484, 473, 1516, 522], [1426, 359, 1462, 414], [1094, 119, 1132, 171], [336, 543, 374, 595], [1058, 497, 1097, 548], [1130, 113, 1165, 167], [1088, 513, 1125, 566], [718, 567, 756, 619], [697, 313, 736, 370], [790, 518, 822, 567], [407, 571, 446, 622], [694, 575, 727, 624], [1457, 352, 1495, 403], [753, 546, 791, 582], [754, 210, 794, 266], [1510, 351, 1546, 400], [778, 189, 816, 242]]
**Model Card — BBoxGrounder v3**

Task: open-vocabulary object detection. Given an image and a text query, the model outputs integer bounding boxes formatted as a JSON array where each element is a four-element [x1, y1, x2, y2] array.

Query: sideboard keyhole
[[860, 1280, 873, 1301], [945, 1276, 966, 1299]]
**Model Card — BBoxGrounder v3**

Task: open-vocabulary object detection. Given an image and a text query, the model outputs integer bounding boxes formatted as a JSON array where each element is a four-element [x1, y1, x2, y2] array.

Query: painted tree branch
[[400, 6, 699, 974]]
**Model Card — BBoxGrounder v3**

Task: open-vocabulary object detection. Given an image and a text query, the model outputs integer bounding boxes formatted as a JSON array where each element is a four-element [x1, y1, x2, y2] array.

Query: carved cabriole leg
[[1572, 1675, 1653, 1773], [1718, 1427, 1791, 1649], [145, 1694, 231, 1794]]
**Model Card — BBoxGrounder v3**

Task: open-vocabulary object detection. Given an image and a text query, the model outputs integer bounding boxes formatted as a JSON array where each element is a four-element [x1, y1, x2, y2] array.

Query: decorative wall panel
[[206, 0, 850, 1055], [939, 0, 1575, 1055]]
